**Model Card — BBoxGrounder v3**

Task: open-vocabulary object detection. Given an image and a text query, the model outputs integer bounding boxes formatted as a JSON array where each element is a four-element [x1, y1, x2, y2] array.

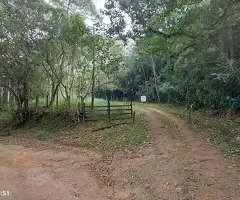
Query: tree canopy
[[103, 0, 240, 108], [1, 0, 240, 124], [0, 0, 124, 124]]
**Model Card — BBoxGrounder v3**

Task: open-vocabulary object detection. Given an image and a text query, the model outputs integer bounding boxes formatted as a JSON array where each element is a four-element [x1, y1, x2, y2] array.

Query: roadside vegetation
[[56, 114, 146, 152], [0, 99, 146, 152], [0, 110, 12, 131], [0, 112, 146, 152], [1, 0, 240, 158]]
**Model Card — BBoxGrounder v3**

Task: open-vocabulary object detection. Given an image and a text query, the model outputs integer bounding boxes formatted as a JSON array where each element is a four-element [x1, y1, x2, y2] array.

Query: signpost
[[140, 96, 147, 103]]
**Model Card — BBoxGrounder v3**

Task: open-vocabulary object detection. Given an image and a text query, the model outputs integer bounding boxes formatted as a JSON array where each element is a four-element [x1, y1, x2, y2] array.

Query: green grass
[[0, 110, 12, 120], [1, 105, 146, 152], [53, 113, 147, 152], [144, 103, 240, 165], [1, 98, 146, 152], [85, 98, 106, 106], [34, 113, 75, 141], [5, 110, 77, 141], [0, 110, 12, 129], [30, 97, 127, 109], [15, 113, 147, 152], [84, 98, 129, 106]]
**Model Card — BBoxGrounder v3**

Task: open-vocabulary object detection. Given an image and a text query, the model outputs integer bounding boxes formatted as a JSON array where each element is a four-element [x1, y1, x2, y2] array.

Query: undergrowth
[[0, 108, 147, 152], [35, 113, 76, 140], [55, 113, 147, 152], [0, 110, 13, 131]]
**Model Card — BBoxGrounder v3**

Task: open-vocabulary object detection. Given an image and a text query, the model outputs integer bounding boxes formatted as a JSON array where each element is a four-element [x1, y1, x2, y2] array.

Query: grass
[[0, 110, 12, 129], [0, 99, 146, 152], [30, 97, 129, 109], [145, 103, 240, 165], [9, 113, 147, 152], [0, 97, 146, 152], [0, 110, 12, 121], [54, 113, 146, 152], [34, 113, 76, 141]]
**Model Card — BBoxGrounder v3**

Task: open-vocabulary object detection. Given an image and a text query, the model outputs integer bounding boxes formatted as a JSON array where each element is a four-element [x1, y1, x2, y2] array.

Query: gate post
[[107, 96, 110, 121], [130, 101, 133, 117]]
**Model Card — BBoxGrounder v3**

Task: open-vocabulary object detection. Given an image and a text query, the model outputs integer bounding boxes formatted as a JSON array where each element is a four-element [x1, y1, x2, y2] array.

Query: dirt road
[[1, 107, 240, 200]]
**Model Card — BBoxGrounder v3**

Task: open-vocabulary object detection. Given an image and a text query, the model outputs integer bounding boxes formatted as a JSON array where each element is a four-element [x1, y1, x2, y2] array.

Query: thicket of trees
[[0, 0, 124, 123], [1, 0, 240, 125], [104, 0, 240, 109]]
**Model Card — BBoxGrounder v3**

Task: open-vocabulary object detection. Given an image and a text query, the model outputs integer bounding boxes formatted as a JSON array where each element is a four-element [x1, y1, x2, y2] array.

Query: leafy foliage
[[105, 0, 240, 109], [0, 0, 124, 124]]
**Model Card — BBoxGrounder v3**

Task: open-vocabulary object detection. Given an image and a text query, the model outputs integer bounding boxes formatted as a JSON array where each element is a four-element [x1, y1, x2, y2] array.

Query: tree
[[107, 0, 240, 108], [0, 0, 96, 123]]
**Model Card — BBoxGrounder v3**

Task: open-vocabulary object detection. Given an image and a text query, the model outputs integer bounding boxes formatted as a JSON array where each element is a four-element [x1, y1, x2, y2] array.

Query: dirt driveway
[[0, 106, 240, 200]]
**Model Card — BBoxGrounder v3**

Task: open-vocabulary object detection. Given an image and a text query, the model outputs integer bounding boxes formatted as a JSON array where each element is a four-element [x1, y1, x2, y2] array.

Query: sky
[[87, 0, 131, 29], [88, 0, 135, 53], [85, 0, 110, 26], [45, 0, 110, 26], [93, 0, 106, 10]]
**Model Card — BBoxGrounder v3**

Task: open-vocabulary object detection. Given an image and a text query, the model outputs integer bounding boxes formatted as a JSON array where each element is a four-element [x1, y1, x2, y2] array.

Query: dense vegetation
[[103, 0, 240, 109], [0, 0, 124, 124], [1, 0, 240, 126]]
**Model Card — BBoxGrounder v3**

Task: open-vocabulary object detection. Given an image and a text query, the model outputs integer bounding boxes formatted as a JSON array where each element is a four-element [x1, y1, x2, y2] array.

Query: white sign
[[140, 96, 147, 102]]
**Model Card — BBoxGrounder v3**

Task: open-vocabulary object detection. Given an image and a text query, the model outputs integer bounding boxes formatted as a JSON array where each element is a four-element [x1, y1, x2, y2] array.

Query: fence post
[[132, 111, 136, 124], [130, 101, 133, 117], [107, 97, 110, 121], [188, 104, 193, 123]]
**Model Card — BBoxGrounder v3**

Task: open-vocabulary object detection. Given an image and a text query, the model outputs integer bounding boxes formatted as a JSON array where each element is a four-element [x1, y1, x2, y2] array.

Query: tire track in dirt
[[1, 106, 240, 200], [0, 145, 114, 200], [140, 106, 240, 199], [96, 106, 240, 200]]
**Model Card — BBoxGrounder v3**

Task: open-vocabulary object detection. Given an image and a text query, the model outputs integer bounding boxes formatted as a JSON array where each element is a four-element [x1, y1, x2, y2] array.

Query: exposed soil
[[1, 106, 240, 200]]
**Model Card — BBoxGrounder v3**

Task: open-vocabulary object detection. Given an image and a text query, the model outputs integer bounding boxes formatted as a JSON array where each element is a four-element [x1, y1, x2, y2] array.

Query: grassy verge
[[145, 103, 240, 164], [34, 113, 76, 141], [0, 110, 12, 129], [1, 110, 146, 152], [0, 110, 12, 121], [52, 113, 146, 152], [0, 99, 146, 152]]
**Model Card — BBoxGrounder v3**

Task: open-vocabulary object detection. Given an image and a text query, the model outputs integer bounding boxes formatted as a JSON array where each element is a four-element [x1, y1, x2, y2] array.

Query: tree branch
[[170, 43, 197, 59], [148, 27, 197, 39]]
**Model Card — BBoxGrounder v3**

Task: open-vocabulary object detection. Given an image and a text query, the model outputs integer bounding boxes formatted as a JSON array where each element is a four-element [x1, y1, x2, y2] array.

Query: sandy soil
[[0, 106, 240, 200]]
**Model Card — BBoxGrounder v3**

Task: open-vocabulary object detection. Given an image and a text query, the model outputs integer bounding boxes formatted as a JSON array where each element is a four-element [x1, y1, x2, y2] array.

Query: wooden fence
[[77, 100, 135, 123]]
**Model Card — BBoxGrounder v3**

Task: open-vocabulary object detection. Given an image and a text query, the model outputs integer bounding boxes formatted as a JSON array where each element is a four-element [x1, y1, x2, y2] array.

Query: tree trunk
[[0, 87, 3, 109], [229, 26, 234, 61], [35, 95, 39, 109], [67, 95, 71, 108], [91, 27, 96, 110], [9, 82, 15, 108], [151, 55, 160, 102], [23, 81, 29, 112], [49, 82, 60, 107], [56, 89, 59, 109], [2, 87, 8, 109]]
